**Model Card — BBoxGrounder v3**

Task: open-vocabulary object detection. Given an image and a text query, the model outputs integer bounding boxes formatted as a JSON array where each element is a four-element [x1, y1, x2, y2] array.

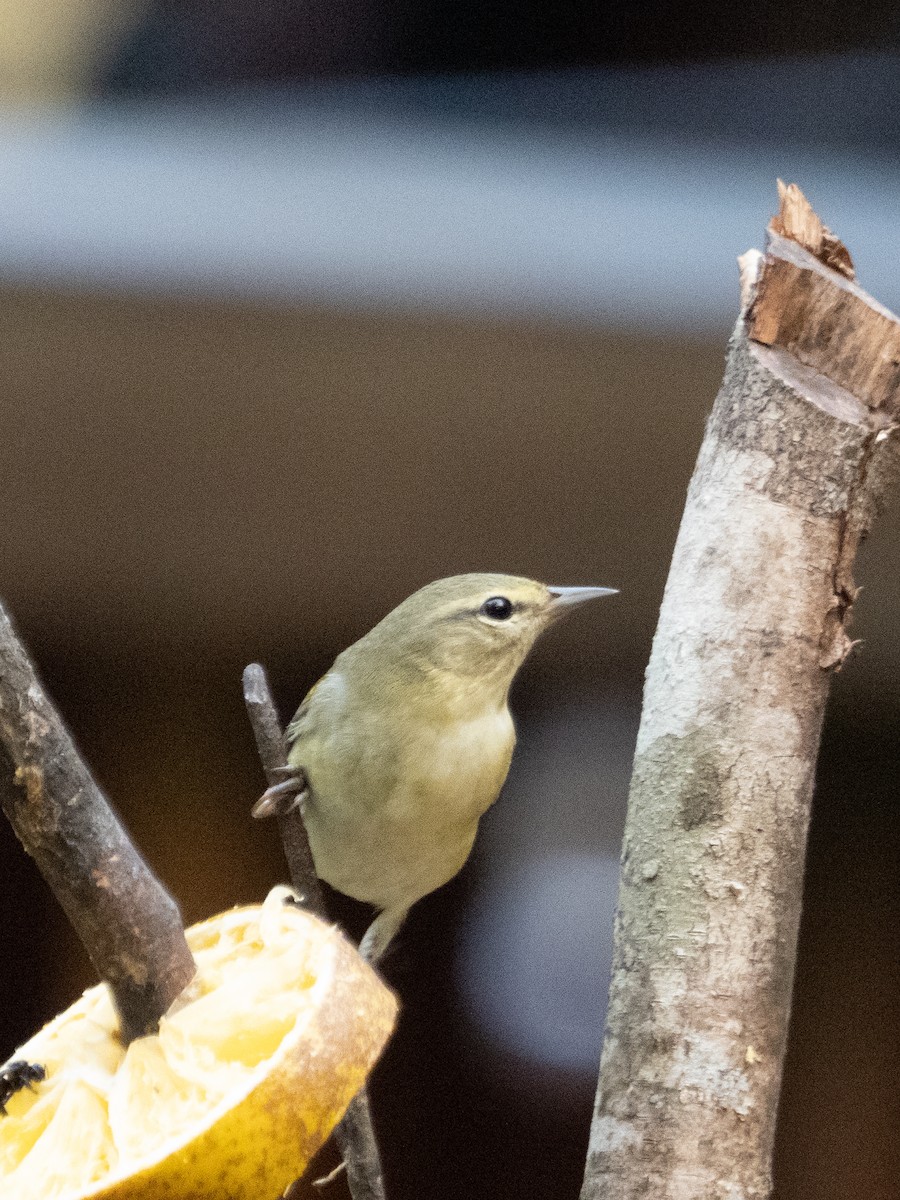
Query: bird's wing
[[285, 674, 328, 744]]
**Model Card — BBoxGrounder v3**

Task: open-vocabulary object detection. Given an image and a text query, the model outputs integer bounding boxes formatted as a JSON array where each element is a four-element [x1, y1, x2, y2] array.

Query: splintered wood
[[769, 179, 856, 278], [750, 183, 900, 421]]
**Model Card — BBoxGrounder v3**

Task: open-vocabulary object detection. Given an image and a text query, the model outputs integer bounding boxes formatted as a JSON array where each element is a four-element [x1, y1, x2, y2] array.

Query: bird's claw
[[312, 1161, 347, 1189], [252, 770, 307, 819]]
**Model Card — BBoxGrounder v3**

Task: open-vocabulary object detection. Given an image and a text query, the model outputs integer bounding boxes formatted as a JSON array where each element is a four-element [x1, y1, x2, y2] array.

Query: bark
[[243, 663, 388, 1200], [243, 663, 327, 918], [581, 184, 900, 1200], [0, 602, 196, 1044]]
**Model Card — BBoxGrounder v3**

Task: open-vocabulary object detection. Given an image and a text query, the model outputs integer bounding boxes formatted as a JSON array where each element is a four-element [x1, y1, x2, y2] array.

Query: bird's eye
[[480, 596, 514, 620]]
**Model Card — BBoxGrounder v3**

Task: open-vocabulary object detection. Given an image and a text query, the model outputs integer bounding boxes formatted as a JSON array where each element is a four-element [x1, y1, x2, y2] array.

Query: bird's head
[[353, 573, 617, 704]]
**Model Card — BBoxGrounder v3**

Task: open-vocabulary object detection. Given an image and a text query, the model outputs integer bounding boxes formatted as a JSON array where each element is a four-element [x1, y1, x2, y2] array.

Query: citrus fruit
[[0, 888, 397, 1199]]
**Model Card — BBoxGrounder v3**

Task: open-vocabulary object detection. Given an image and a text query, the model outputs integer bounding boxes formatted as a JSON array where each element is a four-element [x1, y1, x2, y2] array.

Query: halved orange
[[0, 888, 397, 1199]]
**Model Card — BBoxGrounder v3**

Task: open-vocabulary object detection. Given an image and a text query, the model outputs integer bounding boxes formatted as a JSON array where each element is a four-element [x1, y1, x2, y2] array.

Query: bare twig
[[581, 184, 900, 1200], [243, 662, 325, 915], [333, 1092, 388, 1200], [243, 663, 388, 1200], [0, 602, 196, 1044]]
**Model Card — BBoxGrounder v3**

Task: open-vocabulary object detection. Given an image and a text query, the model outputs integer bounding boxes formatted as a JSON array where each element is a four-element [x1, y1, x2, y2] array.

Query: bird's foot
[[359, 907, 409, 963], [312, 1161, 347, 1189], [251, 766, 308, 819]]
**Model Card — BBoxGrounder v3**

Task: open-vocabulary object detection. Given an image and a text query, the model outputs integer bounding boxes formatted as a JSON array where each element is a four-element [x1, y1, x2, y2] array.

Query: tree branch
[[243, 663, 388, 1200], [581, 183, 900, 1200], [0, 602, 196, 1044]]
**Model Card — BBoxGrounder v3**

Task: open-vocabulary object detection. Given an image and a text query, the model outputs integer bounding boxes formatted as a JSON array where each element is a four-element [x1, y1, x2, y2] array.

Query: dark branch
[[242, 663, 388, 1200], [337, 1091, 388, 1200], [0, 601, 196, 1044], [242, 662, 325, 915]]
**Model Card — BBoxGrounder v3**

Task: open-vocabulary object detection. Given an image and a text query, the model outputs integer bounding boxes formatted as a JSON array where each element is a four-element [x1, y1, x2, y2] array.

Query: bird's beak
[[547, 585, 619, 611]]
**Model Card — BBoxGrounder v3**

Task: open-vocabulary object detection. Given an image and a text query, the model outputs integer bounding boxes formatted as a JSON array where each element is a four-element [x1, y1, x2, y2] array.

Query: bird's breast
[[400, 706, 515, 818], [297, 702, 515, 910]]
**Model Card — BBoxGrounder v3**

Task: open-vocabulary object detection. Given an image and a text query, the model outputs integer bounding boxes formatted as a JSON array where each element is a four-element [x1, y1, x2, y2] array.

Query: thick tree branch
[[243, 663, 388, 1200], [0, 602, 196, 1044], [581, 184, 900, 1200]]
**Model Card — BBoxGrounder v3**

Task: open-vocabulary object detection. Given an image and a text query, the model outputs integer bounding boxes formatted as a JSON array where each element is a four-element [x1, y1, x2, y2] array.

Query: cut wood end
[[745, 182, 900, 419], [771, 180, 855, 280]]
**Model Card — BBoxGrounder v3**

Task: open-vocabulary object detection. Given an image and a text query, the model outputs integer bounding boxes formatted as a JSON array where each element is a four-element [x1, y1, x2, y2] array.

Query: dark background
[[1, 6, 899, 1200], [102, 0, 900, 88]]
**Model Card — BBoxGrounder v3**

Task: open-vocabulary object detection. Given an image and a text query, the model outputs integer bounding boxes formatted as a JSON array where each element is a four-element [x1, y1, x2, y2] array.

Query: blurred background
[[1, 4, 899, 1198]]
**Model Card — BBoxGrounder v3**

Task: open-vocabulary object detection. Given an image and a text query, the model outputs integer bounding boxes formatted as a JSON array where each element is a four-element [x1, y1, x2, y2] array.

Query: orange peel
[[0, 888, 397, 1199]]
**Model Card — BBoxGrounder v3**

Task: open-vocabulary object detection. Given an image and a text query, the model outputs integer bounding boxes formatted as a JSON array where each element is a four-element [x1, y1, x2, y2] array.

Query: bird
[[254, 573, 616, 961]]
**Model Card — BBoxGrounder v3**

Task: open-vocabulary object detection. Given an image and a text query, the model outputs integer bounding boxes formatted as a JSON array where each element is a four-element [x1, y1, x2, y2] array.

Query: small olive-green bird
[[255, 574, 616, 960]]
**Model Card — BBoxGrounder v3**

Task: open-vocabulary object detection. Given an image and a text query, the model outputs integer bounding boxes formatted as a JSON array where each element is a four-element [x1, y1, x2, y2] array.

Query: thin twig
[[243, 662, 325, 915], [0, 601, 196, 1044], [242, 663, 388, 1200]]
